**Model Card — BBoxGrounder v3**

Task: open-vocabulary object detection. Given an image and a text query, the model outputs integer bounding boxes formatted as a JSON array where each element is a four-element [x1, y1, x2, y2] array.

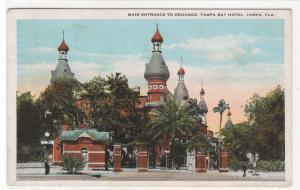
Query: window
[[153, 85, 158, 90], [159, 85, 164, 89], [148, 85, 152, 90]]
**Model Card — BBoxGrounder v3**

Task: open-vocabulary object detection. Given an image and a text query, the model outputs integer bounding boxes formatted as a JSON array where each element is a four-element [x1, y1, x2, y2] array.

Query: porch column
[[137, 144, 148, 172], [196, 150, 207, 173], [114, 144, 123, 172], [219, 148, 229, 172]]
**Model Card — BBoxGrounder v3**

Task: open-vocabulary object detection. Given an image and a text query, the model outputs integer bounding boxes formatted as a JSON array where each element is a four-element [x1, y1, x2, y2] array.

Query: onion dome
[[227, 110, 232, 117], [198, 99, 208, 114], [174, 81, 189, 104], [177, 66, 185, 75], [225, 111, 233, 128], [58, 40, 69, 52], [200, 88, 205, 95], [198, 88, 208, 114], [144, 53, 170, 81], [151, 24, 163, 43]]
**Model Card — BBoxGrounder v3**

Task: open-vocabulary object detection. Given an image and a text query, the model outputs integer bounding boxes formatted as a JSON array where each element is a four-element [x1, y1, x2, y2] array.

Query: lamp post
[[40, 131, 54, 160]]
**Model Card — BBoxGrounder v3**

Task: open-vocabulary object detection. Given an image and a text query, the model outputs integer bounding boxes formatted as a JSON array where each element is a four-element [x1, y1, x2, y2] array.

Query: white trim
[[89, 151, 105, 153], [88, 162, 105, 165], [63, 151, 81, 153], [75, 131, 91, 140]]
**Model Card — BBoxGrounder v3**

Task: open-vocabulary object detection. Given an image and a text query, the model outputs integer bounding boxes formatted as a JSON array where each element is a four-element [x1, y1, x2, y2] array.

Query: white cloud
[[167, 33, 261, 61], [31, 47, 56, 53]]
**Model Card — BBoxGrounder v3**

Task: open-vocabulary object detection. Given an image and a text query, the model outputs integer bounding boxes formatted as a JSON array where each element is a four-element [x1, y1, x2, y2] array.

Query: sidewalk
[[17, 166, 285, 181]]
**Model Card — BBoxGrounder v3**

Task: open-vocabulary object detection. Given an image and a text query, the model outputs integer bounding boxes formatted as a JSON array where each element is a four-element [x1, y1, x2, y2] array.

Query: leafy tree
[[221, 86, 285, 162], [146, 96, 198, 167], [39, 78, 84, 137], [221, 122, 256, 161], [17, 92, 44, 162], [186, 133, 213, 153], [82, 73, 144, 143], [245, 85, 285, 160]]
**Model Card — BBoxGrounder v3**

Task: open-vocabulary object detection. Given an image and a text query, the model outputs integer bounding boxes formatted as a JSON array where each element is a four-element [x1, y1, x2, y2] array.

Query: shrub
[[229, 157, 239, 171], [61, 155, 86, 174], [256, 160, 284, 171]]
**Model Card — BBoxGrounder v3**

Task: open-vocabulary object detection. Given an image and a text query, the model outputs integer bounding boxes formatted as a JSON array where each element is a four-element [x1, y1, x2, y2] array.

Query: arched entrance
[[81, 148, 88, 171]]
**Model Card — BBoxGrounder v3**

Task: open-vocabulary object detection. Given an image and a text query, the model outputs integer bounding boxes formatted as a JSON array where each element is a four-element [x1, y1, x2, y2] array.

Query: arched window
[[81, 148, 88, 162]]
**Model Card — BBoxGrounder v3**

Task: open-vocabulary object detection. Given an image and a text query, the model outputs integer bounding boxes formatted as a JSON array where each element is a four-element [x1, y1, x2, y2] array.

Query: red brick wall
[[219, 148, 229, 172], [114, 145, 123, 172], [53, 138, 62, 163], [62, 137, 105, 169], [138, 144, 148, 172], [147, 79, 167, 102], [196, 151, 207, 173]]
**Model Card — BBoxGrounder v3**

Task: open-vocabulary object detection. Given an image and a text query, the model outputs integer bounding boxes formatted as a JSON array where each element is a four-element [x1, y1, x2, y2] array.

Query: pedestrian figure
[[241, 164, 247, 177], [44, 160, 50, 175]]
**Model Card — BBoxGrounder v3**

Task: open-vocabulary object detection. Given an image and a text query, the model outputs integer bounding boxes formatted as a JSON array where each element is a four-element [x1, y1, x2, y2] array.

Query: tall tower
[[224, 110, 233, 128], [198, 84, 208, 125], [144, 24, 170, 107], [51, 31, 75, 83], [174, 59, 189, 105]]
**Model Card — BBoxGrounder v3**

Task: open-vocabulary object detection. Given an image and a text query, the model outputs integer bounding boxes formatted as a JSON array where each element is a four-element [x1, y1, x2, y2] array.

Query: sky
[[17, 19, 284, 132]]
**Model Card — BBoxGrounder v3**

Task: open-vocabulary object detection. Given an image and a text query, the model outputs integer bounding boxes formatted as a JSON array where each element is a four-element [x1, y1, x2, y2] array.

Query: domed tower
[[224, 110, 233, 128], [144, 24, 170, 107], [174, 61, 189, 105], [198, 84, 208, 125], [51, 31, 75, 83]]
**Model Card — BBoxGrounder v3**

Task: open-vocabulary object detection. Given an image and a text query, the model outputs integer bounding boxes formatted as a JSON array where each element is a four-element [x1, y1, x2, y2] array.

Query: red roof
[[58, 40, 69, 52], [151, 28, 163, 43], [200, 88, 205, 95], [227, 110, 232, 116], [177, 66, 185, 75]]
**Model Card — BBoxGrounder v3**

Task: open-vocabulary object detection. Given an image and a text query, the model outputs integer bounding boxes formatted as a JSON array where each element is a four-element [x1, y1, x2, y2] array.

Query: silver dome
[[144, 52, 170, 81]]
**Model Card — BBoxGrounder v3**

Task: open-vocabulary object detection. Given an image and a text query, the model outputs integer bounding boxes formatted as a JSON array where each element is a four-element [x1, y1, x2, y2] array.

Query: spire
[[58, 31, 69, 53], [177, 56, 185, 80], [198, 82, 208, 114], [174, 56, 189, 104], [151, 24, 163, 43], [225, 110, 233, 128], [200, 81, 205, 96], [144, 24, 170, 82]]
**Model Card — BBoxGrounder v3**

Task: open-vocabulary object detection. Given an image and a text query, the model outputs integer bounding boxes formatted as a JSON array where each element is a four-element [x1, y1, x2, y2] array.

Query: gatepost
[[114, 144, 123, 172], [137, 144, 148, 172], [219, 148, 229, 172], [196, 150, 207, 173]]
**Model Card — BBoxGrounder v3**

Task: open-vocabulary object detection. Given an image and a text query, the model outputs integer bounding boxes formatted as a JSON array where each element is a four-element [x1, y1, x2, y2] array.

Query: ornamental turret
[[198, 83, 208, 125], [174, 58, 189, 105], [224, 110, 233, 128], [144, 24, 170, 106], [51, 31, 75, 83]]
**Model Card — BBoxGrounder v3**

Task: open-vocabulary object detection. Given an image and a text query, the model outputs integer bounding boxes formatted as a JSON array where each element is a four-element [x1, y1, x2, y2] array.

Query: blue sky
[[17, 19, 284, 130], [17, 19, 283, 66]]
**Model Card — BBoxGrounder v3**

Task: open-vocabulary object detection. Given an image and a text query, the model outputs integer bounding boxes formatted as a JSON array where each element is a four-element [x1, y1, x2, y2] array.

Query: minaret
[[224, 110, 233, 128], [198, 83, 208, 125], [174, 57, 189, 105], [51, 31, 75, 83], [144, 24, 170, 106]]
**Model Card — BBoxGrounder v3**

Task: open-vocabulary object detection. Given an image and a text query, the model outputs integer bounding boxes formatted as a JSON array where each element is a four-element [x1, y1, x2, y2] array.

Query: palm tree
[[213, 99, 230, 133], [147, 96, 198, 169]]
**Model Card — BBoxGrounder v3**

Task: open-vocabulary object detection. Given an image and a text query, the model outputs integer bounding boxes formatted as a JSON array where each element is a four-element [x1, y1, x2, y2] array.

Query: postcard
[[7, 8, 292, 187]]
